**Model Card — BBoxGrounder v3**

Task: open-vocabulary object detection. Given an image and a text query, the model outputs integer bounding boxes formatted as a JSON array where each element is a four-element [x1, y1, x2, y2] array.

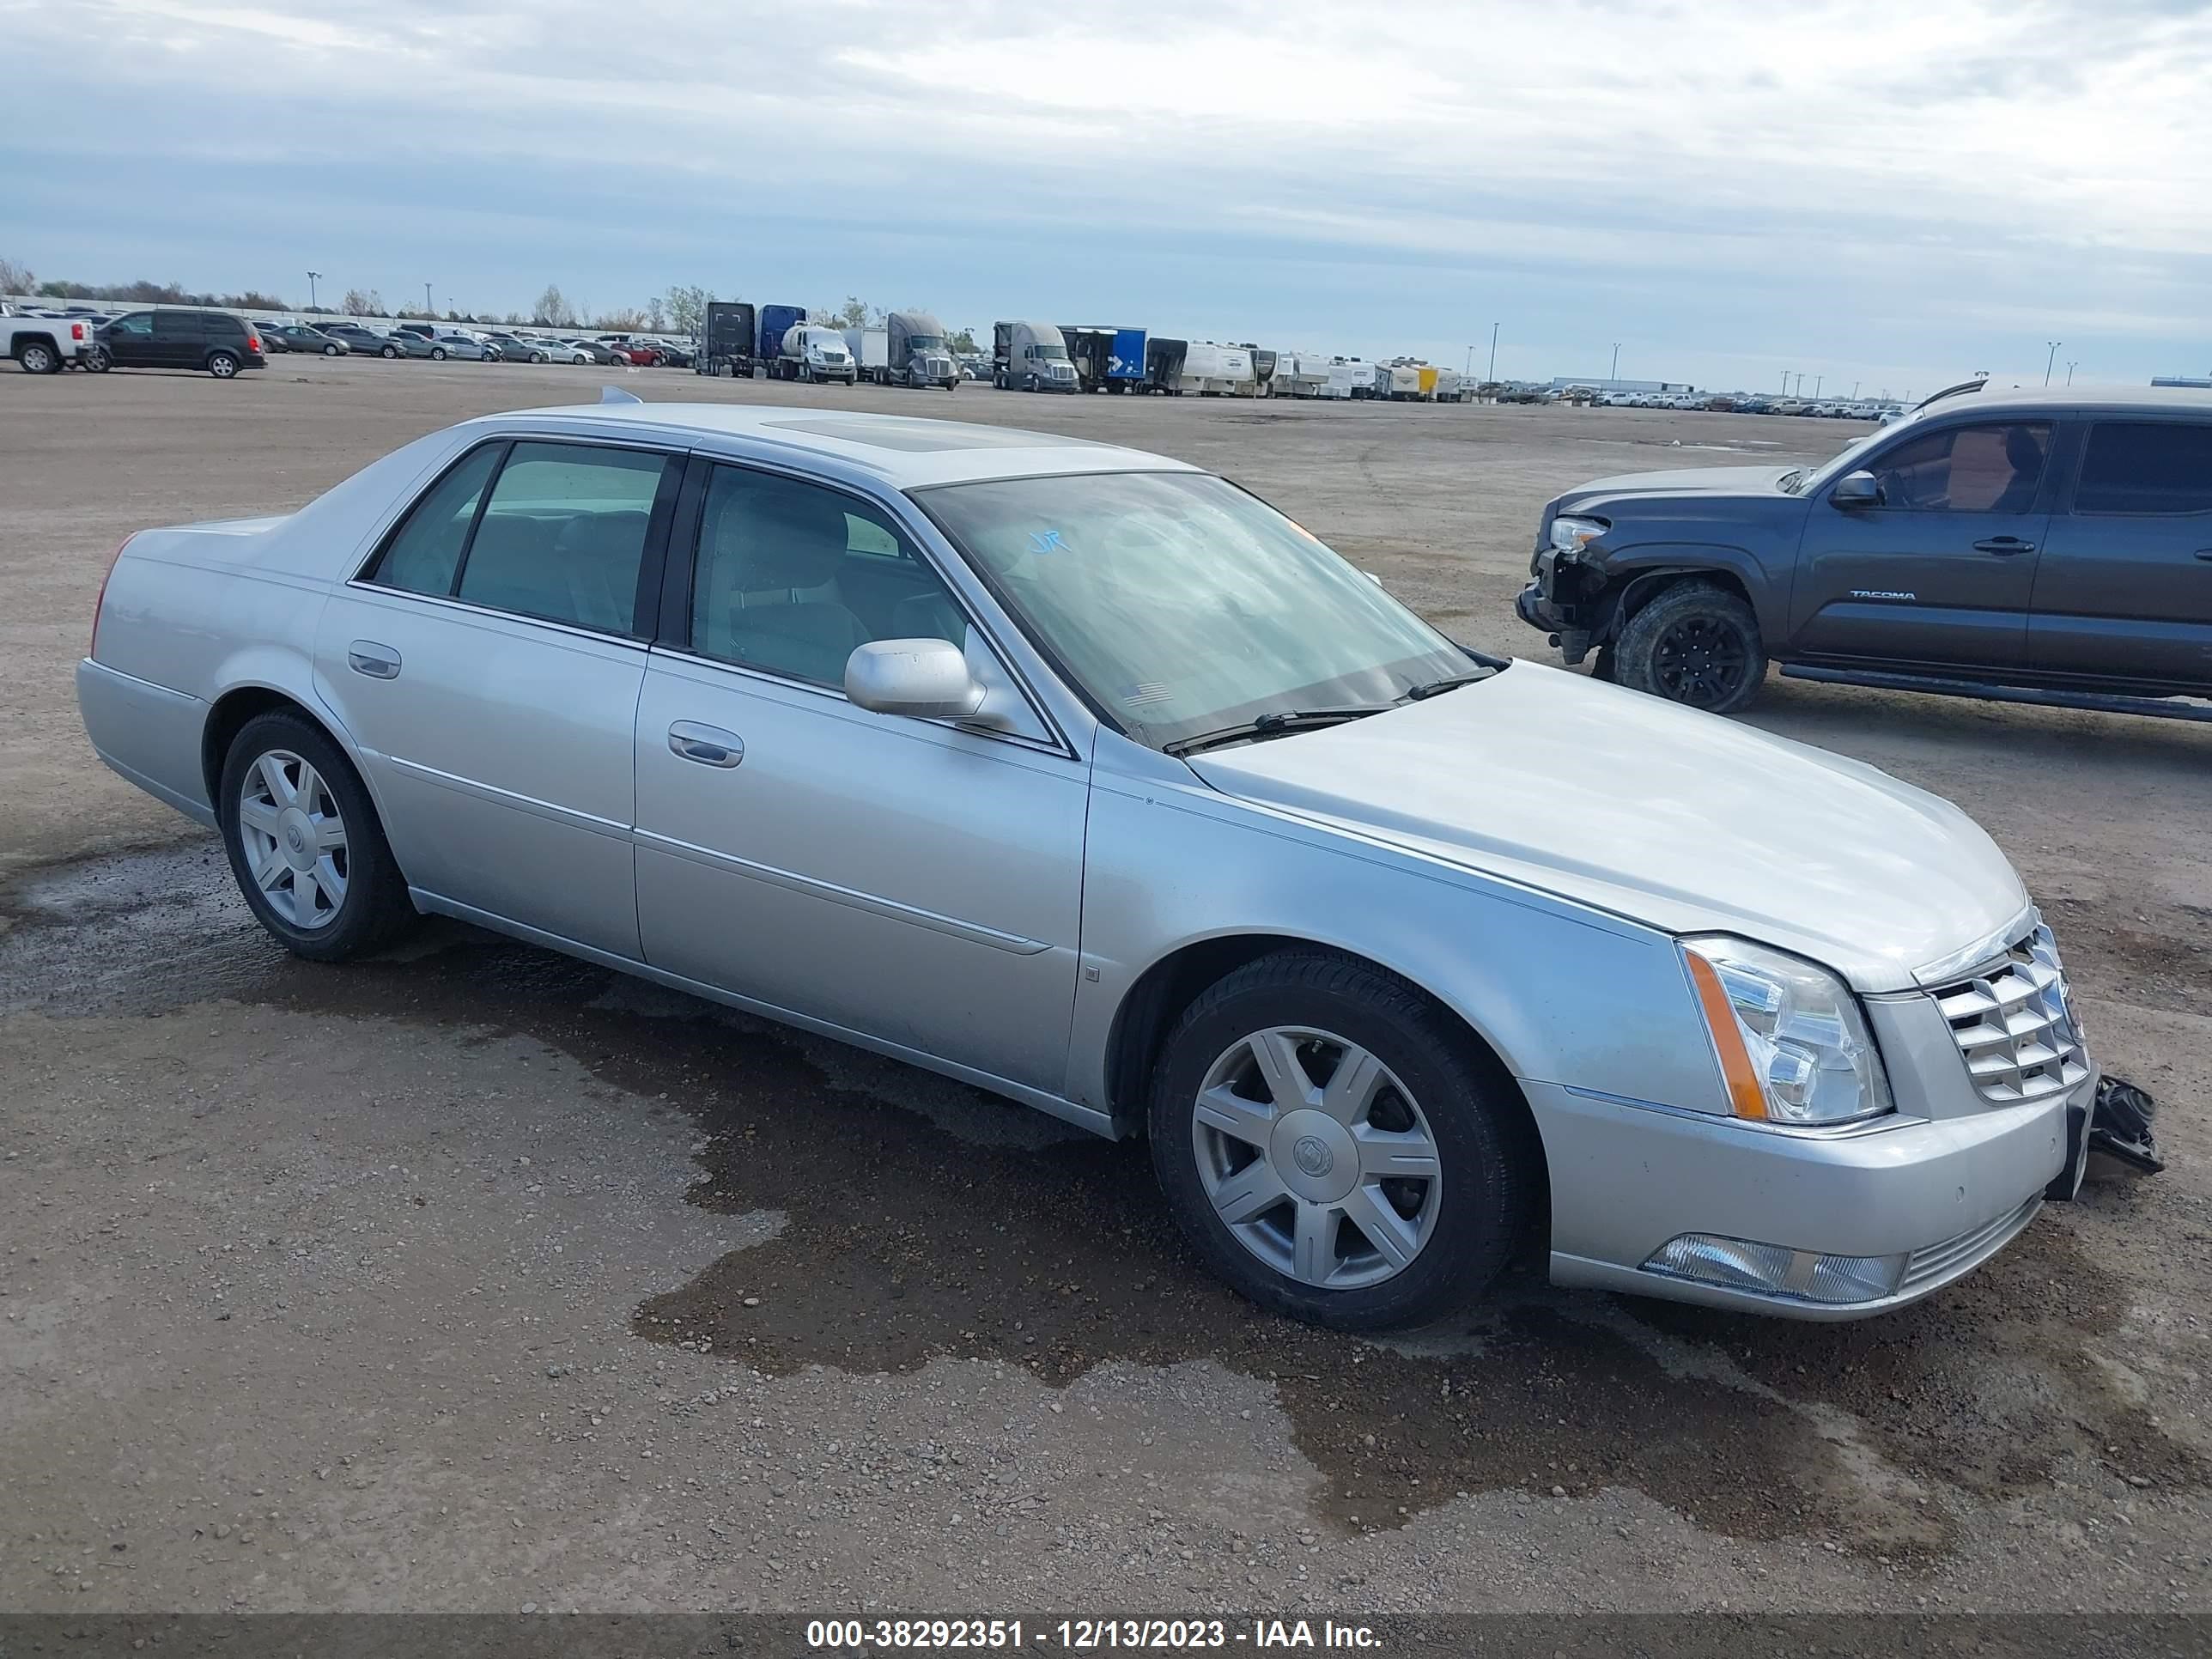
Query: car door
[[2028, 417, 2212, 689], [150, 309, 204, 369], [314, 434, 684, 957], [631, 459, 1088, 1092], [1789, 418, 2056, 669], [102, 312, 155, 368]]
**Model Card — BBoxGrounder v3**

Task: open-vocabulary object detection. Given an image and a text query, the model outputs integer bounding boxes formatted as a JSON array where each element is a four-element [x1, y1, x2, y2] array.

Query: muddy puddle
[[4, 842, 2199, 1552]]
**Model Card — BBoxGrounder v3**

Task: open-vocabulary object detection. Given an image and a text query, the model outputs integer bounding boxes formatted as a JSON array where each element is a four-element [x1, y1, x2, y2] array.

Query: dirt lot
[[2, 359, 2207, 1615]]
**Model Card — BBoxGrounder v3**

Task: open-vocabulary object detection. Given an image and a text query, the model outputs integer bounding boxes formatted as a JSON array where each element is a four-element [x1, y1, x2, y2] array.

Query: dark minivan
[[1516, 383, 2212, 721], [96, 309, 267, 378]]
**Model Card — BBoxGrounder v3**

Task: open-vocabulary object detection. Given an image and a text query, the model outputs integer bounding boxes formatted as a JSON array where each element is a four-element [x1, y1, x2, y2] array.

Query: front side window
[[108, 313, 152, 337], [456, 442, 672, 632], [919, 471, 1472, 750], [1870, 422, 2052, 513], [690, 466, 969, 686], [2073, 422, 2212, 515]]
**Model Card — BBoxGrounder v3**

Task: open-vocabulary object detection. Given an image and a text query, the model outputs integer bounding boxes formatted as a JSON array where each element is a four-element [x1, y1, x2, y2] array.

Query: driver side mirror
[[1830, 470, 1881, 508], [844, 638, 988, 720]]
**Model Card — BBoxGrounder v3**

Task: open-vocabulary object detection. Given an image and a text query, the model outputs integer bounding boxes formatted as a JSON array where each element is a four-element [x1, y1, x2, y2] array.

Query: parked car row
[[8, 305, 708, 377]]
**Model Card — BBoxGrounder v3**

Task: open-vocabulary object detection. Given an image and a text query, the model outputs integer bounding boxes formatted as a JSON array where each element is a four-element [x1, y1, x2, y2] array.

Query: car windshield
[[918, 471, 1479, 751], [904, 334, 945, 351], [1784, 413, 1925, 495]]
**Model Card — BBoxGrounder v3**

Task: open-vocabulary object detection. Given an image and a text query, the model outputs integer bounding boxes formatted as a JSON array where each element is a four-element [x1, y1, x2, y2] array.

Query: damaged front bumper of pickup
[[1516, 572, 1595, 665]]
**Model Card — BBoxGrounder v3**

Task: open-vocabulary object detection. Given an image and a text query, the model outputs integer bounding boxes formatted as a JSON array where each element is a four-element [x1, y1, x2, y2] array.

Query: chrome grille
[[1929, 924, 2088, 1106]]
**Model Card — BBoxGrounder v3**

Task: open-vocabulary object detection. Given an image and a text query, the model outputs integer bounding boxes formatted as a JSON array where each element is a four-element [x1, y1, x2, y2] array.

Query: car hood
[[1184, 663, 2027, 994], [1553, 463, 1796, 513]]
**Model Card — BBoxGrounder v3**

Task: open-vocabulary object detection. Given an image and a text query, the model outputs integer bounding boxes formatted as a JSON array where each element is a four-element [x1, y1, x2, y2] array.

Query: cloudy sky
[[4, 0, 2207, 394]]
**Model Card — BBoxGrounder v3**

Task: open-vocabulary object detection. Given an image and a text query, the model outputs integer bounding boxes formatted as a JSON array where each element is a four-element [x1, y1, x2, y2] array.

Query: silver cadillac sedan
[[76, 401, 2095, 1328]]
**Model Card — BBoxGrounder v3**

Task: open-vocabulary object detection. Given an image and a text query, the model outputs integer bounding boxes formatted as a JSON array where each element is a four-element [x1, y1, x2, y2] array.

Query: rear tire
[[17, 341, 58, 374], [1148, 950, 1534, 1331], [218, 712, 416, 963], [207, 350, 239, 378], [323, 343, 341, 356], [1612, 580, 1765, 713]]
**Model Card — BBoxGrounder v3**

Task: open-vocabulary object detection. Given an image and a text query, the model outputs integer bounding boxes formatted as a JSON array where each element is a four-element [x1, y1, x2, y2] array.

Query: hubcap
[[1653, 616, 1750, 707], [237, 750, 349, 930], [1192, 1027, 1442, 1290]]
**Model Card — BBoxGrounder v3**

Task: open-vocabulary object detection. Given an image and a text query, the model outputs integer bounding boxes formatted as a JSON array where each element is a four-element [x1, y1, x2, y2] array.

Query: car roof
[[474, 402, 1202, 488], [1929, 382, 2212, 417]]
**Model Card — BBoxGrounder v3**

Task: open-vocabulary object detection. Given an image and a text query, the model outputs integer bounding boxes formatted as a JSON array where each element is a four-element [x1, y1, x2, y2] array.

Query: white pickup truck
[[6, 312, 106, 374]]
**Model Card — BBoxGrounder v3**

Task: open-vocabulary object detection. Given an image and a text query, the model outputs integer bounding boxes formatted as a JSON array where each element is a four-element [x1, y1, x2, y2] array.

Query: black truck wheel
[[1613, 580, 1765, 713]]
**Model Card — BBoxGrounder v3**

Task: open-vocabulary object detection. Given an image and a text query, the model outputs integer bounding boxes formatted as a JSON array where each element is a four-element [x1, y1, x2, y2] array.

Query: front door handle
[[1972, 537, 2036, 556], [2195, 549, 2212, 562], [347, 641, 401, 678], [668, 721, 744, 768]]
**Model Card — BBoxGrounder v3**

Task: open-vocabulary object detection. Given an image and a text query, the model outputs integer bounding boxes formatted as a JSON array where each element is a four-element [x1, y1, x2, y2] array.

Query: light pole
[[1486, 321, 1499, 383], [1780, 368, 1790, 393], [1609, 342, 1620, 385], [2045, 340, 2060, 385], [1465, 344, 1473, 376], [2066, 361, 2078, 386], [424, 282, 434, 317], [1850, 380, 1860, 400], [1813, 374, 1823, 398], [307, 270, 322, 313]]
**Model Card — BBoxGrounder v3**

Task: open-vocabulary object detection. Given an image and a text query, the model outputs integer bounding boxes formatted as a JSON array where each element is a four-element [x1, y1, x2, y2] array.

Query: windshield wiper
[[1400, 671, 1493, 702], [1164, 708, 1382, 758]]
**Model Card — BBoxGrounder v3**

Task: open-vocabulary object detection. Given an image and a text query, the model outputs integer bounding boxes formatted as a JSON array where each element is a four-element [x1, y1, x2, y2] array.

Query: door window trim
[[653, 453, 1073, 757], [351, 434, 687, 641]]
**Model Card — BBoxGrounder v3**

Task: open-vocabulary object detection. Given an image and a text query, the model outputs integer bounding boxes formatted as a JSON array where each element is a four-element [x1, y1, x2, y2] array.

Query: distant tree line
[[2, 257, 975, 349]]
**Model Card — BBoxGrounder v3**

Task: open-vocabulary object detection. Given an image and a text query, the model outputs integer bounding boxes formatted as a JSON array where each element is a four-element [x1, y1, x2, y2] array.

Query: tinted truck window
[[2074, 423, 2212, 515], [1874, 422, 2051, 513]]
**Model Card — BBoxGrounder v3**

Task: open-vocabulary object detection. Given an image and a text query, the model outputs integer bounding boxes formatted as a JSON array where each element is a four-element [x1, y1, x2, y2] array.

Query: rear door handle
[[668, 721, 744, 768], [347, 641, 401, 678], [2195, 549, 2212, 562], [1972, 538, 2036, 555]]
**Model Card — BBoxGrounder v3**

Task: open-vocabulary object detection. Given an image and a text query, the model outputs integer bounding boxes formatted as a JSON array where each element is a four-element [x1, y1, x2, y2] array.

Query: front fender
[[1066, 740, 1723, 1124]]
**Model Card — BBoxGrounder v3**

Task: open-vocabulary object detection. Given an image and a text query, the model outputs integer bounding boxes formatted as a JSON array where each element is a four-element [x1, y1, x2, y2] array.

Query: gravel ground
[[1, 359, 2207, 1614]]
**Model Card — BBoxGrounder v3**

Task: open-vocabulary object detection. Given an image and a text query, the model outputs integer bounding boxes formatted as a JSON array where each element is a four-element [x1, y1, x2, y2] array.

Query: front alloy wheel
[[1193, 1027, 1442, 1290], [1612, 580, 1765, 714], [1149, 951, 1534, 1330]]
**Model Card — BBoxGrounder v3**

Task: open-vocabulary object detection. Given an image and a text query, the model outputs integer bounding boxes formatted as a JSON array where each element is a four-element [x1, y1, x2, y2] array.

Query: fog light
[[1643, 1234, 1795, 1294], [1642, 1234, 1907, 1304]]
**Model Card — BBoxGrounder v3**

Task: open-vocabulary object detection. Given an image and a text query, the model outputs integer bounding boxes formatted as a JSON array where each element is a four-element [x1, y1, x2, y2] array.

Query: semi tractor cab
[[993, 321, 1079, 392]]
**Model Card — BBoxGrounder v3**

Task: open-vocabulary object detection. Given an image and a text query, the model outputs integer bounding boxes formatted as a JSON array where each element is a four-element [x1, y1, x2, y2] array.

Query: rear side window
[[2073, 423, 2212, 515], [455, 442, 674, 633], [207, 313, 246, 337], [367, 443, 504, 596], [152, 312, 204, 339]]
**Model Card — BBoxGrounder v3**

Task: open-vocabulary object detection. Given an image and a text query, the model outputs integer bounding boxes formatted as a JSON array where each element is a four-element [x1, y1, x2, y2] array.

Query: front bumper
[[1528, 1018, 2091, 1318]]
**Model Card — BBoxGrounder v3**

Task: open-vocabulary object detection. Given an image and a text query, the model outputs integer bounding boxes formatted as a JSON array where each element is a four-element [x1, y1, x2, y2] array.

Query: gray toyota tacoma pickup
[[1516, 382, 2212, 719]]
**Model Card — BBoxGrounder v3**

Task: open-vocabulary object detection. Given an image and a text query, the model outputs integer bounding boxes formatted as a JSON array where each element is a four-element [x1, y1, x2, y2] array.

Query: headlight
[[1680, 935, 1892, 1126], [1548, 514, 1606, 554]]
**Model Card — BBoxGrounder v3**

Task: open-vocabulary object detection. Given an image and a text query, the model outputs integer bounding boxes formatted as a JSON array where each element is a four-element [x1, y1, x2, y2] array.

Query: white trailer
[[1272, 351, 1329, 398], [1181, 341, 1256, 397], [842, 328, 889, 378], [1323, 359, 1374, 399]]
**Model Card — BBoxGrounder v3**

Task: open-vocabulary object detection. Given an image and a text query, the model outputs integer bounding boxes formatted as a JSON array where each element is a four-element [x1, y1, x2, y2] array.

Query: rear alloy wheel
[[17, 342, 58, 374], [207, 350, 239, 378], [1150, 951, 1534, 1330], [219, 713, 415, 962], [1613, 580, 1765, 713], [85, 347, 111, 374]]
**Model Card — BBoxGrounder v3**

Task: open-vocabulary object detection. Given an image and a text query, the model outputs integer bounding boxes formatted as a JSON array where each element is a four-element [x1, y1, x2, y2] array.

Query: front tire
[[381, 344, 398, 359], [207, 350, 239, 378], [430, 346, 447, 360], [218, 713, 416, 963], [1148, 951, 1534, 1331], [1612, 580, 1765, 713]]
